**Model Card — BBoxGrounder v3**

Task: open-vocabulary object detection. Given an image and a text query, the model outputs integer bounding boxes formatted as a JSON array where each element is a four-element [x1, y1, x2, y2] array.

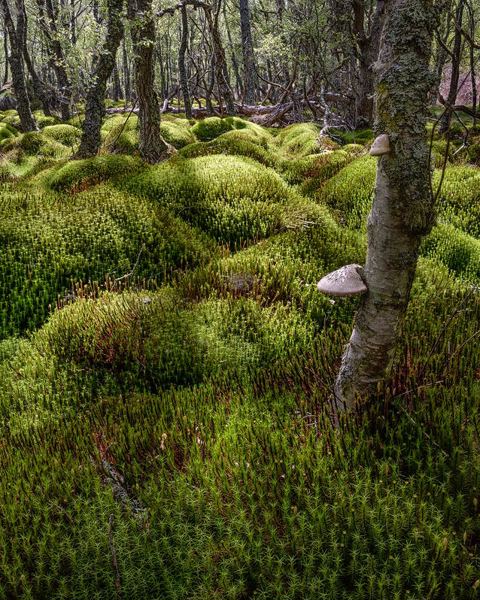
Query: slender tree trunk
[[334, 0, 436, 408], [112, 63, 123, 100], [205, 1, 235, 114], [122, 36, 131, 102], [2, 28, 8, 85], [36, 0, 73, 120], [76, 0, 124, 158], [179, 3, 192, 118], [439, 0, 464, 133], [24, 46, 54, 116], [0, 0, 36, 131], [239, 0, 256, 104], [128, 0, 169, 163], [353, 0, 386, 126]]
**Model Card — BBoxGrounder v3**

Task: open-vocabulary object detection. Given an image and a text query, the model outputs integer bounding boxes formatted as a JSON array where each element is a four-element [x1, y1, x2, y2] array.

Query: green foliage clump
[[279, 149, 352, 191], [41, 123, 82, 146], [318, 154, 377, 228], [331, 128, 374, 145], [422, 223, 480, 280], [0, 184, 215, 338], [0, 122, 18, 142], [435, 165, 480, 238], [179, 129, 279, 167], [276, 123, 339, 157], [33, 110, 60, 128], [45, 154, 143, 192], [123, 154, 313, 246], [1, 130, 69, 159], [191, 116, 253, 141], [160, 119, 196, 148]]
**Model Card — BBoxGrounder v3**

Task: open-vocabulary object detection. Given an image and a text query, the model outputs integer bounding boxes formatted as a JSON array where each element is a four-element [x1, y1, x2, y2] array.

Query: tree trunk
[[2, 27, 8, 85], [353, 0, 386, 126], [239, 0, 256, 104], [205, 1, 235, 115], [23, 46, 53, 116], [179, 2, 192, 118], [76, 0, 124, 158], [112, 63, 123, 101], [36, 0, 73, 120], [128, 0, 170, 163], [334, 0, 436, 408], [439, 0, 465, 133], [0, 0, 36, 131]]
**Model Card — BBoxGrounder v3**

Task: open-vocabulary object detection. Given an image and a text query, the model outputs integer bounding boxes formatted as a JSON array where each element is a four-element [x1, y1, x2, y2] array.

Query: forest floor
[[0, 108, 479, 599]]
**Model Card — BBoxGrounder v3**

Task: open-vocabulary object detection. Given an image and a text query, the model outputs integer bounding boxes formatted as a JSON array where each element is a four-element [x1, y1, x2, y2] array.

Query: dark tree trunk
[[0, 0, 36, 131], [239, 0, 256, 104], [122, 36, 131, 102], [128, 0, 169, 163], [76, 0, 124, 158], [205, 1, 235, 114], [179, 2, 192, 118], [23, 46, 53, 115], [439, 0, 465, 133], [2, 27, 8, 85], [112, 63, 123, 101], [352, 0, 386, 126], [334, 0, 436, 408], [36, 0, 73, 120]]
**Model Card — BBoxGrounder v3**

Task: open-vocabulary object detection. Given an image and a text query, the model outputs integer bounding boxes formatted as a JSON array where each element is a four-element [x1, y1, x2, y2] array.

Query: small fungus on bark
[[317, 264, 367, 297], [369, 133, 391, 156]]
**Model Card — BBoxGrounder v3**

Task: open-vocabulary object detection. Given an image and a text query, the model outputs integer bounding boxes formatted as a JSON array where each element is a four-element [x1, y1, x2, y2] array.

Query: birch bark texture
[[334, 0, 436, 408]]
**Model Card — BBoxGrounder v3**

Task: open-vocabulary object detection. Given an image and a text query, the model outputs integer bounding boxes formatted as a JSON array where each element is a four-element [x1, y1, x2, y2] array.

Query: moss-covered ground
[[0, 111, 479, 600]]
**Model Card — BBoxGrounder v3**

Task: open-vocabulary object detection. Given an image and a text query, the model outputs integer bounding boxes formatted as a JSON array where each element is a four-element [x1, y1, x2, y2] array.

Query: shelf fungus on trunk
[[369, 133, 391, 156], [317, 264, 367, 297]]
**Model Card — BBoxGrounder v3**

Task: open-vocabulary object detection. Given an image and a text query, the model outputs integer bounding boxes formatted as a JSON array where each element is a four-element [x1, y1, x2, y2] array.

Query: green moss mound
[[46, 155, 143, 192], [191, 116, 256, 142], [41, 124, 82, 146], [0, 185, 216, 338], [0, 122, 18, 142], [276, 123, 339, 157], [422, 223, 480, 280], [435, 165, 480, 238], [122, 154, 320, 246], [160, 119, 196, 148], [318, 155, 377, 228], [179, 130, 279, 167]]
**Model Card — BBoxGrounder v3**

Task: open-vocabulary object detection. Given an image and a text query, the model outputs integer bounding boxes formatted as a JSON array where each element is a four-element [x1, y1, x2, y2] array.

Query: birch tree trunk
[[334, 0, 436, 408]]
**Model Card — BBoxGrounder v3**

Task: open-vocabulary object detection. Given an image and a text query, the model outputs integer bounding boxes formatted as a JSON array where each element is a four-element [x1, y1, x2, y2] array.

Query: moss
[[41, 124, 82, 146], [160, 119, 196, 149], [45, 155, 143, 192], [318, 155, 377, 229], [179, 130, 279, 167], [121, 154, 318, 246], [0, 184, 216, 338], [422, 223, 480, 280], [433, 165, 480, 238], [0, 123, 18, 142], [0, 130, 69, 159], [191, 116, 253, 142], [276, 123, 339, 157]]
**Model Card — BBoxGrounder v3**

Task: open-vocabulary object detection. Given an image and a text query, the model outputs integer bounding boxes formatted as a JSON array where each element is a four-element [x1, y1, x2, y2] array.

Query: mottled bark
[[239, 0, 256, 104], [335, 0, 436, 407], [76, 0, 124, 158], [23, 46, 53, 116], [179, 2, 192, 118], [353, 0, 386, 126], [439, 0, 464, 133], [36, 0, 73, 120], [205, 2, 235, 114], [128, 0, 169, 163], [0, 0, 36, 131]]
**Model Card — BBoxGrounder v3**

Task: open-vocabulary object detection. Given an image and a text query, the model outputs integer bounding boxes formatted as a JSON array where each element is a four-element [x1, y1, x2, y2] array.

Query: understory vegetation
[[0, 111, 479, 600]]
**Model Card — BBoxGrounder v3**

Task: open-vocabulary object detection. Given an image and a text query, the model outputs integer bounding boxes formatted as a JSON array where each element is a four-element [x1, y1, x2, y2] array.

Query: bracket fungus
[[369, 134, 391, 157], [317, 264, 367, 297]]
